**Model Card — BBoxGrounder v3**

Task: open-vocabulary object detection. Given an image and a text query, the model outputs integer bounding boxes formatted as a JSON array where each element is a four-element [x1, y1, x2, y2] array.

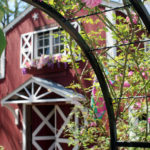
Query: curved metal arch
[[129, 0, 150, 33], [22, 0, 117, 149]]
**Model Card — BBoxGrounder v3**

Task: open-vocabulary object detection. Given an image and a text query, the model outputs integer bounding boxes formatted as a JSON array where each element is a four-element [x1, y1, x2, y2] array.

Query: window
[[20, 22, 80, 68], [0, 50, 5, 79], [36, 29, 64, 57]]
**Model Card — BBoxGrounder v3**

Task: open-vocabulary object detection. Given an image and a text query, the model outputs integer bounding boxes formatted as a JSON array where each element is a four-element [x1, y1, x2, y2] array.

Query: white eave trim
[[101, 1, 122, 8], [3, 6, 34, 33]]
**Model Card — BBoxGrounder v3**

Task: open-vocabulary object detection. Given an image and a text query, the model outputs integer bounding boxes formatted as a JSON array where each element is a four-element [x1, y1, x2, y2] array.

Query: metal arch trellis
[[21, 0, 150, 149]]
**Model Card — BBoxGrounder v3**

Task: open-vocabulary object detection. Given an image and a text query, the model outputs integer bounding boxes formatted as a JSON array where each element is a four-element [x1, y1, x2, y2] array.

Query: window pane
[[38, 32, 44, 39], [53, 46, 59, 54], [54, 36, 59, 44], [38, 40, 43, 47], [44, 39, 49, 46], [60, 45, 64, 52], [38, 49, 43, 56], [44, 47, 50, 55]]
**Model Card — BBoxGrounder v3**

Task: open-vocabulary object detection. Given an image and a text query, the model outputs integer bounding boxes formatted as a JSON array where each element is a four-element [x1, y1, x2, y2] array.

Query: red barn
[[0, 1, 124, 150]]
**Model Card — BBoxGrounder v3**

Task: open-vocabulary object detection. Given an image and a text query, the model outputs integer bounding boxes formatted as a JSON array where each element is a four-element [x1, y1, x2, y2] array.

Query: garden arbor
[[21, 0, 150, 149]]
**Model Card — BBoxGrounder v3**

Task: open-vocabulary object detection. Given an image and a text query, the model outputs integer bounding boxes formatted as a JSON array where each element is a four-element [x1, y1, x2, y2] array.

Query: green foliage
[[0, 146, 4, 150], [0, 3, 6, 56], [66, 108, 110, 150], [0, 28, 6, 56]]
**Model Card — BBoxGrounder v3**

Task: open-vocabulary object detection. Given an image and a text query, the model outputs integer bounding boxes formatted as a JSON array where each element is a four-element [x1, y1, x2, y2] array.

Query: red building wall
[[0, 7, 106, 150]]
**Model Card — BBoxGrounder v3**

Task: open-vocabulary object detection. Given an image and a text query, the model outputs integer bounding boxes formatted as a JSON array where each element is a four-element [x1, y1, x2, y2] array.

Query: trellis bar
[[92, 39, 150, 51], [117, 141, 150, 148], [67, 4, 131, 21]]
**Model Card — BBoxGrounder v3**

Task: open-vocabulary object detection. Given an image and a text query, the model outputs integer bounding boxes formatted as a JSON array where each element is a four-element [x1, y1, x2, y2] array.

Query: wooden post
[[23, 105, 32, 150]]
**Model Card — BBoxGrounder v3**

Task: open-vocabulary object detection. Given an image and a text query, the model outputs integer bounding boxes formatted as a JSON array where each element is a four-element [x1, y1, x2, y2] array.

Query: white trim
[[0, 50, 5, 79], [2, 99, 73, 104], [31, 104, 82, 150], [101, 0, 122, 7], [22, 104, 26, 150], [106, 9, 116, 58]]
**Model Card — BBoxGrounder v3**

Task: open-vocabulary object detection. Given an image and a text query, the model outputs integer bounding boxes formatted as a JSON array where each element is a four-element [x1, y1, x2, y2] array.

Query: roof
[[1, 77, 85, 105], [3, 1, 122, 33], [3, 6, 35, 33]]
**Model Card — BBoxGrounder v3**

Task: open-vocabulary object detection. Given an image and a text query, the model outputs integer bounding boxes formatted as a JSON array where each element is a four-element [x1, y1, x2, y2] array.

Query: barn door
[[31, 104, 78, 150]]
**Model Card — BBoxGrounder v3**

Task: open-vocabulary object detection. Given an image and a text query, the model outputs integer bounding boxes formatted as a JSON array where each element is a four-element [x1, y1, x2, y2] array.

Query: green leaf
[[48, 0, 54, 5], [0, 9, 4, 21], [0, 28, 6, 56]]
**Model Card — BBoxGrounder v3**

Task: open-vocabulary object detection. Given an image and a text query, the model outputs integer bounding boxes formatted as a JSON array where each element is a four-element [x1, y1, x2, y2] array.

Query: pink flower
[[90, 122, 97, 127], [31, 60, 37, 68], [22, 68, 27, 75], [126, 16, 130, 23], [109, 80, 113, 85], [80, 128, 85, 135], [25, 62, 31, 68], [37, 63, 43, 69], [115, 75, 118, 81], [133, 15, 138, 24], [128, 71, 133, 76], [82, 0, 102, 8], [122, 40, 128, 44], [56, 55, 62, 62], [142, 72, 146, 77], [126, 12, 138, 24], [120, 73, 123, 77], [123, 81, 130, 87], [134, 102, 141, 110], [92, 87, 96, 95], [148, 118, 150, 124], [142, 72, 148, 80]]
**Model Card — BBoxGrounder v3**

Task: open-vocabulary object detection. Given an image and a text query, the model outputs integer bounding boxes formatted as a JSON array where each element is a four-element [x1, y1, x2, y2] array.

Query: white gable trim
[[1, 77, 85, 105], [3, 6, 34, 33]]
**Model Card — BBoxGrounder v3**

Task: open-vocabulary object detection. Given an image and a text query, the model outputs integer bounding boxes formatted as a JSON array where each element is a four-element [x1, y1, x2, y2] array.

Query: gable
[[1, 77, 85, 105]]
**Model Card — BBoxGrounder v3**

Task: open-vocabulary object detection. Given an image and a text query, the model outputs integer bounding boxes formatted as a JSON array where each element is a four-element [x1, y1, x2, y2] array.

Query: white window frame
[[34, 26, 65, 58], [0, 50, 5, 79]]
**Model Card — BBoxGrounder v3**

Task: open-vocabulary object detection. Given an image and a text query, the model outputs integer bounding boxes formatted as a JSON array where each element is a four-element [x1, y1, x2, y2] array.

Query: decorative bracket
[[2, 104, 20, 125]]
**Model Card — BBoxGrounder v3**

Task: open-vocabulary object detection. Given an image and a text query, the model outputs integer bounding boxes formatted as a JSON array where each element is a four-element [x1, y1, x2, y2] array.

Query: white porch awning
[[1, 77, 85, 105]]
